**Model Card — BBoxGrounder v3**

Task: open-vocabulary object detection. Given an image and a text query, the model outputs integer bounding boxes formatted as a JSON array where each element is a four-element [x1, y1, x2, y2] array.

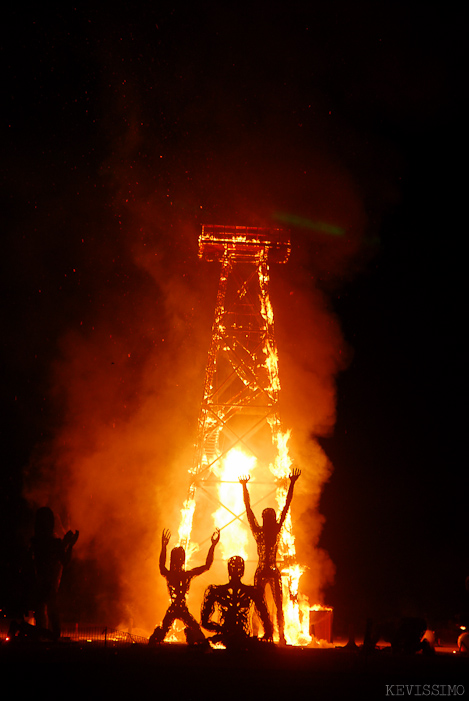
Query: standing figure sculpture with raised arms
[[239, 468, 301, 645], [149, 527, 220, 645]]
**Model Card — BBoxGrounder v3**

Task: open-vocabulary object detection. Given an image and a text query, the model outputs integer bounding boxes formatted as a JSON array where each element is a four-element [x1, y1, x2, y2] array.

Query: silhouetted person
[[361, 618, 379, 653], [239, 468, 300, 645], [391, 617, 434, 655], [201, 555, 273, 650], [149, 528, 220, 645], [30, 506, 79, 641]]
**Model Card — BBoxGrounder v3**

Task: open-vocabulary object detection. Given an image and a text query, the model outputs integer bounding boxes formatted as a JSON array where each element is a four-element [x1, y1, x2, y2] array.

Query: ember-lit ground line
[[1, 638, 467, 698]]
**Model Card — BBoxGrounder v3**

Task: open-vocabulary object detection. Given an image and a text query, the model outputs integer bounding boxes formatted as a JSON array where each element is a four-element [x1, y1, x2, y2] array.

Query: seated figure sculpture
[[149, 528, 219, 645], [239, 468, 301, 645], [201, 555, 273, 650]]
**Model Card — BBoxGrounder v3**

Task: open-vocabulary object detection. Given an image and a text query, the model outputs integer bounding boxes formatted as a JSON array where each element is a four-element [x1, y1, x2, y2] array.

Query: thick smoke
[[23, 151, 364, 631], [18, 10, 372, 633], [23, 207, 218, 630]]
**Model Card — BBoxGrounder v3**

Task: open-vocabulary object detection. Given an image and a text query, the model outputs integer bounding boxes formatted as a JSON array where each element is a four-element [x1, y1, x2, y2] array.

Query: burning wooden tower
[[177, 225, 312, 644]]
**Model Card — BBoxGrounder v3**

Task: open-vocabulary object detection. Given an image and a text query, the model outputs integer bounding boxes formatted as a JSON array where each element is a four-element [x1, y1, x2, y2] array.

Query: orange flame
[[212, 448, 257, 561]]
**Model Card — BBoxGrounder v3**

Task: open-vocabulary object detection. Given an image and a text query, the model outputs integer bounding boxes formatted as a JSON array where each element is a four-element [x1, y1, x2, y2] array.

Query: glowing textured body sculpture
[[178, 225, 311, 644], [201, 555, 273, 649], [240, 470, 300, 645], [149, 528, 219, 644]]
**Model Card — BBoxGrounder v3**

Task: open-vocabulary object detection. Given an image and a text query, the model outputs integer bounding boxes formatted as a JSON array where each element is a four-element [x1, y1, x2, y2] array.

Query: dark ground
[[1, 642, 468, 698]]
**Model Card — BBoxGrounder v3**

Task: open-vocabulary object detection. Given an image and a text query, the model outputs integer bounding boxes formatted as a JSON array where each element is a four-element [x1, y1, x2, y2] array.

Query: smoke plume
[[22, 146, 364, 632], [19, 11, 372, 633]]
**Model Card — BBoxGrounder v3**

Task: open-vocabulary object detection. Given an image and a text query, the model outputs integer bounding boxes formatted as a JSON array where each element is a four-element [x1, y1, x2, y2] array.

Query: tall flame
[[177, 489, 197, 557], [212, 448, 257, 561]]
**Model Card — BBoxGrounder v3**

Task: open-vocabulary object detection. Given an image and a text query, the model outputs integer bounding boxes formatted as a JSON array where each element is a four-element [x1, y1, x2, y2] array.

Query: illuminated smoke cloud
[[21, 31, 368, 630]]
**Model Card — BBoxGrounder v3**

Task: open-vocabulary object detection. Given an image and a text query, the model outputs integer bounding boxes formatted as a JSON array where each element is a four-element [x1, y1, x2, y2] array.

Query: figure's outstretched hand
[[63, 530, 79, 547], [211, 528, 220, 545], [162, 529, 171, 547], [289, 468, 301, 483], [239, 475, 251, 485]]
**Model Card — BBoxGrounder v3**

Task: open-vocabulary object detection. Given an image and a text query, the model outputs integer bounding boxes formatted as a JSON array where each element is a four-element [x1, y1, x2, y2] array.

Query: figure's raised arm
[[278, 468, 301, 528], [61, 529, 79, 565], [206, 528, 220, 569], [239, 475, 260, 532], [188, 528, 220, 578], [159, 529, 171, 576]]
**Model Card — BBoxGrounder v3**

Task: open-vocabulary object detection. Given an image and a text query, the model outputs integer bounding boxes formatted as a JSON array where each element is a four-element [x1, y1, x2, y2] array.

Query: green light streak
[[274, 212, 345, 236]]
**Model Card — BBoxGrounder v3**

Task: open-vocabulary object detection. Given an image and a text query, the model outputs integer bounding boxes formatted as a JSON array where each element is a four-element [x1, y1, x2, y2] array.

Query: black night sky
[[1, 2, 465, 637]]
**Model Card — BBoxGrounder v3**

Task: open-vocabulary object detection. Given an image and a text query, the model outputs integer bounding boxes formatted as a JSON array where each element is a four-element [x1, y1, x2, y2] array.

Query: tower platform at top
[[199, 224, 291, 264]]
